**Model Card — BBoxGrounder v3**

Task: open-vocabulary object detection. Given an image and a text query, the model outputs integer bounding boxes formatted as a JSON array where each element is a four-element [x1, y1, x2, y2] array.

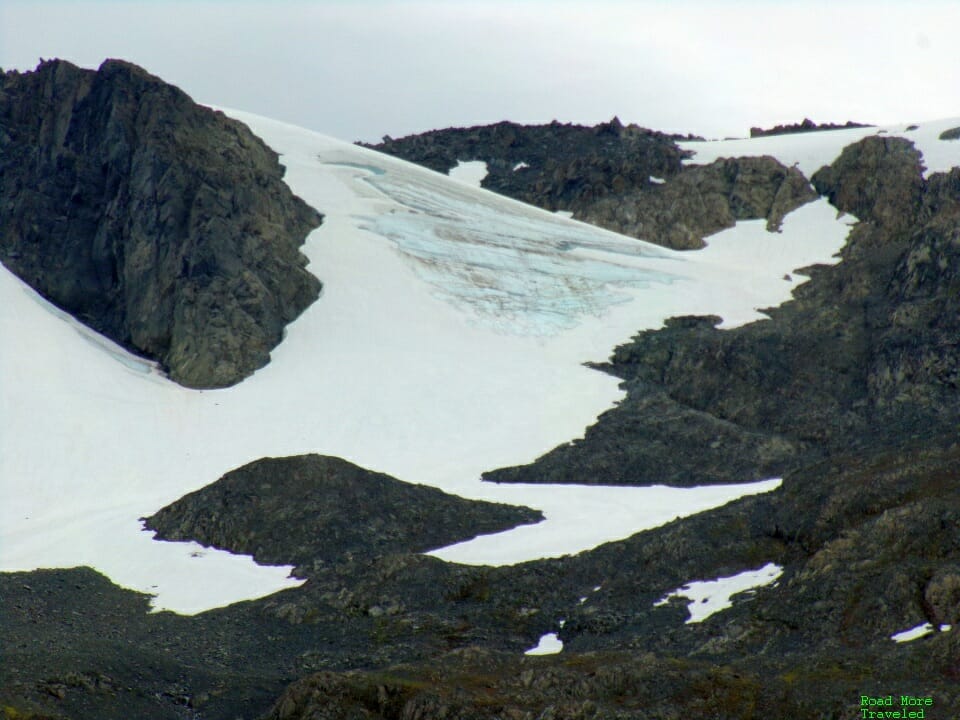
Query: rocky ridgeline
[[365, 119, 817, 249], [579, 154, 816, 249], [749, 118, 872, 137], [0, 59, 322, 388], [486, 135, 959, 487]]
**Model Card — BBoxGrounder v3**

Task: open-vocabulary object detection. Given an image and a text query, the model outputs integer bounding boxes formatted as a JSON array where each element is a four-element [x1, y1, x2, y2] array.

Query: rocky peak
[[0, 59, 322, 388], [812, 135, 925, 230], [364, 121, 818, 249], [361, 119, 690, 225]]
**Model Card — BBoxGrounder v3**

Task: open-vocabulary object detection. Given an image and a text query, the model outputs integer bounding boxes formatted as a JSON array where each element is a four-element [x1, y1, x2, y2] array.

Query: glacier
[[1, 108, 884, 614]]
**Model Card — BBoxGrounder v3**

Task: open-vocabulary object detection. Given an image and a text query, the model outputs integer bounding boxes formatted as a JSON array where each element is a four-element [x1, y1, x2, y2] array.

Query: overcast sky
[[2, 1, 958, 143]]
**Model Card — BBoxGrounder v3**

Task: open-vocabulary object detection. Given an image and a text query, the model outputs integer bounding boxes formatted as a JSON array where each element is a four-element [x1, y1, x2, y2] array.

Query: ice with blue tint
[[350, 161, 680, 335]]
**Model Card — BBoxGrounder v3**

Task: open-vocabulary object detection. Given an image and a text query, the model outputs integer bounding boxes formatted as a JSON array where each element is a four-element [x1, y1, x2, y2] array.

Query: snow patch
[[513, 161, 530, 171], [654, 562, 783, 623], [428, 480, 782, 565], [525, 632, 563, 655], [649, 176, 666, 184], [891, 622, 952, 643], [448, 160, 488, 188]]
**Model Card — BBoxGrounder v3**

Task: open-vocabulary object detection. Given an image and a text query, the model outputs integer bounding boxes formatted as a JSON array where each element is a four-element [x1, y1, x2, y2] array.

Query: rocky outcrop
[[0, 59, 322, 388], [366, 122, 816, 249], [366, 117, 695, 182], [364, 119, 688, 240], [939, 126, 960, 140], [811, 135, 924, 228], [749, 118, 871, 137], [578, 154, 817, 249], [487, 135, 959, 488], [145, 454, 542, 576]]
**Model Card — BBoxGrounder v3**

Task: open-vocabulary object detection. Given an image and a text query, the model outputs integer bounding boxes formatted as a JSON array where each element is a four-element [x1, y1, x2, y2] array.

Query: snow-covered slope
[[679, 118, 960, 178], [5, 109, 924, 614]]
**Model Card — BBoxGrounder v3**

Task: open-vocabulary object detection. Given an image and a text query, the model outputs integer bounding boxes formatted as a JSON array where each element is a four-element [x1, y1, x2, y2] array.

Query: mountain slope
[[1, 96, 850, 617], [3, 59, 960, 720]]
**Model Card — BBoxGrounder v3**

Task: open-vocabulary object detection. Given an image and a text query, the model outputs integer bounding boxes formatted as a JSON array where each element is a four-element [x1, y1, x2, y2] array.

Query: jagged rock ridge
[[486, 135, 960, 487], [0, 59, 322, 388], [365, 120, 816, 249], [749, 118, 872, 137]]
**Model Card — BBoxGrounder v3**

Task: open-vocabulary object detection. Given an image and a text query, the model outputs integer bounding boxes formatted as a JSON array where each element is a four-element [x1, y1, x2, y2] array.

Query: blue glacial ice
[[345, 161, 682, 335]]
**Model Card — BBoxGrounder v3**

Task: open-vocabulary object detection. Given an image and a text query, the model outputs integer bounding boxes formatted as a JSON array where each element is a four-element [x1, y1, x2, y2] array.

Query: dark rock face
[[365, 117, 694, 188], [488, 135, 960, 488], [365, 122, 816, 249], [939, 126, 960, 140], [749, 118, 871, 137], [578, 154, 817, 249], [145, 454, 542, 577], [0, 59, 322, 388], [812, 135, 925, 228]]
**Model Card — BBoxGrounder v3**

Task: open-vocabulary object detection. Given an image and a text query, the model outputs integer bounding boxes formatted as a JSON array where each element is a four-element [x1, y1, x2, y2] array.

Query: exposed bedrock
[[486, 135, 960, 487], [366, 121, 817, 249], [939, 125, 960, 141], [0, 59, 322, 388], [749, 117, 872, 137], [144, 454, 543, 578], [579, 154, 817, 249]]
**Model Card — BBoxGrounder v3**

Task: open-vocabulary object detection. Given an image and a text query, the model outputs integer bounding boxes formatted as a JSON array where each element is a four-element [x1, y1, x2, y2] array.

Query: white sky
[[1, 1, 958, 142]]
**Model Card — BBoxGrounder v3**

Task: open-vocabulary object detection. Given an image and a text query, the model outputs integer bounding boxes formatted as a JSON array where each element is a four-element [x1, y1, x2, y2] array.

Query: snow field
[[447, 159, 489, 187], [679, 118, 960, 179], [6, 108, 921, 614]]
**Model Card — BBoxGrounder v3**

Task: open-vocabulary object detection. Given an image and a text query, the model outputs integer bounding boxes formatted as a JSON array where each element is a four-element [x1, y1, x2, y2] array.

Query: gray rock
[[144, 454, 542, 575], [811, 135, 924, 230], [366, 125, 815, 250], [0, 59, 322, 388], [580, 155, 817, 249], [749, 118, 871, 138], [939, 126, 960, 140]]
